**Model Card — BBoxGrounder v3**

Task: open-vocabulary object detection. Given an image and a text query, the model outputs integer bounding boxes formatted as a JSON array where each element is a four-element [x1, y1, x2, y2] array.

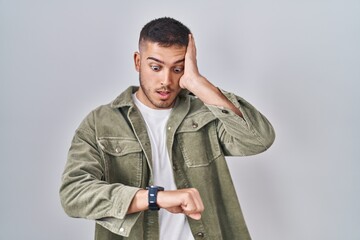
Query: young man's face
[[134, 41, 186, 109]]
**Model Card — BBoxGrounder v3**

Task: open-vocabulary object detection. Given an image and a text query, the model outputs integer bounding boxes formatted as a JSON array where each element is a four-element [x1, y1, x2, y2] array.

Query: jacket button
[[192, 122, 198, 128], [115, 146, 121, 153], [221, 109, 229, 114], [197, 232, 204, 237]]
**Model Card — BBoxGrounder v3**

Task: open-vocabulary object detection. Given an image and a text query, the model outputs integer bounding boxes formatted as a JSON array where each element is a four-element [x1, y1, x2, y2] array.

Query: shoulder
[[84, 86, 136, 124]]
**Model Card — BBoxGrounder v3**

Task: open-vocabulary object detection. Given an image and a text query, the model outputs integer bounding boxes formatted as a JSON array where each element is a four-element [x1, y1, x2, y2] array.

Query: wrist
[[181, 75, 207, 91], [146, 186, 164, 210]]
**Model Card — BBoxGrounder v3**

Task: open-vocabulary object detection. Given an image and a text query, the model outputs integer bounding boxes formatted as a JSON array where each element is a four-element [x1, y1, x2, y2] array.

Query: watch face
[[147, 186, 164, 190]]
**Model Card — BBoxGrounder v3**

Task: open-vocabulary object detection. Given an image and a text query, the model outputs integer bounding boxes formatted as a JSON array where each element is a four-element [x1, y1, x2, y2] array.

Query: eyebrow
[[146, 57, 185, 65]]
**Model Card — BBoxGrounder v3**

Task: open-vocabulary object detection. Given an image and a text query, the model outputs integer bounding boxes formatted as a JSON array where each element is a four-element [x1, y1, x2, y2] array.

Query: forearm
[[127, 188, 204, 220], [61, 178, 140, 218], [60, 127, 142, 220], [184, 76, 243, 117], [211, 92, 275, 155], [127, 189, 148, 214]]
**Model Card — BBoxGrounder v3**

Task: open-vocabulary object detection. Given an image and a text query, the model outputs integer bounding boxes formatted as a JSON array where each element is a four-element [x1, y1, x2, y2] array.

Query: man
[[60, 17, 275, 240]]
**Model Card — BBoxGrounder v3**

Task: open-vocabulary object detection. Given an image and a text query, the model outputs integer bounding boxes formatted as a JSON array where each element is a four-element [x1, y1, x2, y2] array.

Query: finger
[[182, 200, 202, 220], [166, 206, 201, 220], [187, 212, 202, 220], [181, 190, 204, 216], [187, 188, 204, 212], [165, 206, 184, 214], [188, 34, 197, 57]]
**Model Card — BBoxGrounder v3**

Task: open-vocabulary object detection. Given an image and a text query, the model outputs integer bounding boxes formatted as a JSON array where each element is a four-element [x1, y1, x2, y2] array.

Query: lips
[[156, 90, 171, 100]]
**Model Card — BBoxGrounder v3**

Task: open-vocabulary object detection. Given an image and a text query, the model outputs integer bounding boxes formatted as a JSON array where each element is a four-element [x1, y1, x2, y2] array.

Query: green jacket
[[60, 86, 275, 240]]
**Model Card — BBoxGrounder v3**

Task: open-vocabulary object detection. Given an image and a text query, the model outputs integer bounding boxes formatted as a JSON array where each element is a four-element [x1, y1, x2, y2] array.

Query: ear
[[134, 52, 140, 72]]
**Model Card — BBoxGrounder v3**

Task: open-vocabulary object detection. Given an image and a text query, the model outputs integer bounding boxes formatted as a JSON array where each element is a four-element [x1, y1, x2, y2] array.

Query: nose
[[161, 69, 173, 86]]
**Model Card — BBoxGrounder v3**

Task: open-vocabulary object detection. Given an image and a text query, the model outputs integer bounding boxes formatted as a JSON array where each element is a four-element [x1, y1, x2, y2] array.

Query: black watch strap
[[146, 186, 164, 210]]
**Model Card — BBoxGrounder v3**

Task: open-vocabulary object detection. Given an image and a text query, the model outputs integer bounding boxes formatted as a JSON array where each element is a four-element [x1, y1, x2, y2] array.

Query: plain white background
[[1, 0, 359, 239]]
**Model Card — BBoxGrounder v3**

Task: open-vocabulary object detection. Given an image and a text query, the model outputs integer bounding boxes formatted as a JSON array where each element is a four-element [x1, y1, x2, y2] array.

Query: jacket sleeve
[[59, 112, 141, 237], [205, 89, 275, 156]]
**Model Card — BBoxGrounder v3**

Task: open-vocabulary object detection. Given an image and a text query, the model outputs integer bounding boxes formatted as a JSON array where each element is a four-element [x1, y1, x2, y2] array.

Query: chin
[[154, 99, 175, 109]]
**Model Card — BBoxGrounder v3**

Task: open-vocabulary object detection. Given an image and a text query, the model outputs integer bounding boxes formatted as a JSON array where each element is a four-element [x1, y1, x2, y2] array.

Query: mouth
[[156, 90, 171, 100]]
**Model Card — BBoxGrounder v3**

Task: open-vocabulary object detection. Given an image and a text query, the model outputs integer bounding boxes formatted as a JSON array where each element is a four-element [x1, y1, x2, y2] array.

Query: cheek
[[140, 68, 159, 84]]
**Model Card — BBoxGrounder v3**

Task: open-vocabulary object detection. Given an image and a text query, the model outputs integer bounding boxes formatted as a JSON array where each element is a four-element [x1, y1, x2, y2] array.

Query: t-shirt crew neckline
[[132, 93, 174, 117]]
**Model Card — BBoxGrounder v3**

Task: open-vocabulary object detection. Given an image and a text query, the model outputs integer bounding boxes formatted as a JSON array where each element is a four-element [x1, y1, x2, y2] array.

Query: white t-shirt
[[132, 94, 194, 240]]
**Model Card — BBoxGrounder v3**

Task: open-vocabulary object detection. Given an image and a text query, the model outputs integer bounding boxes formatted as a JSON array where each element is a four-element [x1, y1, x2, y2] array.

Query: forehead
[[140, 41, 186, 63]]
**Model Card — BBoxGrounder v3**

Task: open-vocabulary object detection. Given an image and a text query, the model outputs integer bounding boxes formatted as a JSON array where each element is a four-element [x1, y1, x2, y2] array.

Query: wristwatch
[[146, 186, 164, 210]]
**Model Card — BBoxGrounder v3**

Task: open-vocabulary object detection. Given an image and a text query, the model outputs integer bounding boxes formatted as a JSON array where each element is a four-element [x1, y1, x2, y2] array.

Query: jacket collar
[[110, 86, 137, 109]]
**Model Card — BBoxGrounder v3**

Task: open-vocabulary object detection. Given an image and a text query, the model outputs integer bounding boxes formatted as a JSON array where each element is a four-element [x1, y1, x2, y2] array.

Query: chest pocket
[[97, 137, 143, 187], [176, 111, 221, 167]]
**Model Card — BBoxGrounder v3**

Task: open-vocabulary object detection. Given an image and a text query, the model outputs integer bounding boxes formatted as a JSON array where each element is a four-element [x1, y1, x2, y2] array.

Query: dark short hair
[[139, 17, 191, 48]]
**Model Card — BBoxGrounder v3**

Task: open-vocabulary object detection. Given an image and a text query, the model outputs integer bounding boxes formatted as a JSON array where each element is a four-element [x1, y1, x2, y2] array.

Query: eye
[[173, 67, 184, 73], [150, 65, 161, 71]]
